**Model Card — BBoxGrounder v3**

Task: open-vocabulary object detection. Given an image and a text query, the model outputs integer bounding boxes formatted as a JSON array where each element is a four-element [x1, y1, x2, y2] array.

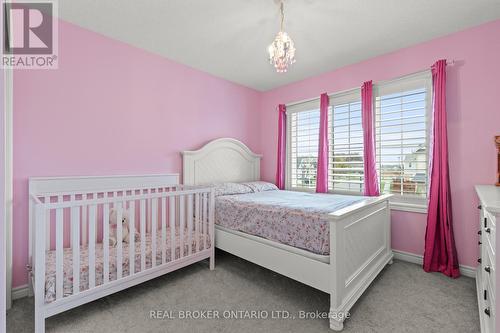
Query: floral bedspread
[[215, 190, 364, 255]]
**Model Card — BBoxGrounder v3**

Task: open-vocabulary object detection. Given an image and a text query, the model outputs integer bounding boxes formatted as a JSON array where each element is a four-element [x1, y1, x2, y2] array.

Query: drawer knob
[[478, 230, 482, 235], [484, 308, 490, 317], [485, 227, 491, 234], [478, 241, 482, 245], [478, 258, 482, 263], [478, 204, 482, 209], [484, 266, 491, 273]]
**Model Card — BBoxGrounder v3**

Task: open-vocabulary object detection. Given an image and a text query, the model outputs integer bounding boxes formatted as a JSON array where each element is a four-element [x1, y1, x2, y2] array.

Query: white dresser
[[476, 185, 499, 333]]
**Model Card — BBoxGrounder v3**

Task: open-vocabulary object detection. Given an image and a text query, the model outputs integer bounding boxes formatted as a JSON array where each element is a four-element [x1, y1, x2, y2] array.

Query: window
[[329, 92, 364, 193], [286, 71, 432, 206], [287, 93, 363, 193], [287, 100, 320, 190], [375, 72, 432, 203]]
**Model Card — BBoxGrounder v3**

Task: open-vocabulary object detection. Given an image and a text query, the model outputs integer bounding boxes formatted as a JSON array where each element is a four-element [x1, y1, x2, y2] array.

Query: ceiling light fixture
[[268, 0, 296, 73]]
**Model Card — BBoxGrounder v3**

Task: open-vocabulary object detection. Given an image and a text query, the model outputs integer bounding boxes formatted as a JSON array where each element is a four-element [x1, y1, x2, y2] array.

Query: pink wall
[[12, 20, 261, 287], [259, 20, 500, 268], [12, 18, 500, 288]]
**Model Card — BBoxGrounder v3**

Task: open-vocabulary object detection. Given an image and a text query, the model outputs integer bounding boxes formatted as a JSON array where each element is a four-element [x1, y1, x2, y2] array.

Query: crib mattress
[[44, 228, 210, 303]]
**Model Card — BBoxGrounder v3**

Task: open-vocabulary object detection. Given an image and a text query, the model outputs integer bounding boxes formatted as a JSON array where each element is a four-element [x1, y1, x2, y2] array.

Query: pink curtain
[[316, 93, 329, 193], [276, 104, 287, 190], [361, 81, 380, 196], [423, 59, 460, 278]]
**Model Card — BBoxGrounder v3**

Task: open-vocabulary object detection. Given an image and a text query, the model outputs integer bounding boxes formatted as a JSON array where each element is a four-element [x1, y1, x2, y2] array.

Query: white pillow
[[240, 181, 279, 193]]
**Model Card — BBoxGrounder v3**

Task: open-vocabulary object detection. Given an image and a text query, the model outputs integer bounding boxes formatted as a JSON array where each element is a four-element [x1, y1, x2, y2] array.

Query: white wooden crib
[[28, 174, 215, 333]]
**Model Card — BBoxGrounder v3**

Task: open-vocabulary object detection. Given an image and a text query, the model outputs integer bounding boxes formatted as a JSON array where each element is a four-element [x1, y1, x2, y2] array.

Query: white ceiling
[[58, 0, 500, 91]]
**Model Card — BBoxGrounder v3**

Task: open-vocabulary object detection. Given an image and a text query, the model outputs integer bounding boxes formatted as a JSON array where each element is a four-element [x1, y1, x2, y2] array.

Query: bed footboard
[[328, 195, 393, 331]]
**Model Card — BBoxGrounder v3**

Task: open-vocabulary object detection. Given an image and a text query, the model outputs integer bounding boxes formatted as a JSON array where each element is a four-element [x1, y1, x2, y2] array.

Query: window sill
[[286, 188, 428, 213], [389, 201, 428, 214]]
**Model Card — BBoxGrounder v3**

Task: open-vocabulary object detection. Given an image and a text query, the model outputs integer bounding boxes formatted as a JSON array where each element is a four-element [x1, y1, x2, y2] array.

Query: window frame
[[285, 98, 321, 192], [327, 89, 364, 195], [373, 71, 432, 212]]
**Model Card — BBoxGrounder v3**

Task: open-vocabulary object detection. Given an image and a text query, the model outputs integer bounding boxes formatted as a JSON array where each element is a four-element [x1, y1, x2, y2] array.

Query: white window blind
[[375, 72, 431, 200], [287, 100, 320, 190], [329, 92, 364, 193]]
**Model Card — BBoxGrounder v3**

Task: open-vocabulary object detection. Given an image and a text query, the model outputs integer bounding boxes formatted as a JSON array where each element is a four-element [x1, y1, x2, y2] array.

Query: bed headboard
[[182, 138, 262, 185]]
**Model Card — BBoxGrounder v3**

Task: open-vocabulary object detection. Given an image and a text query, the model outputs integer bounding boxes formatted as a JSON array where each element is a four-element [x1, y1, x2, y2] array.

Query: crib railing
[[30, 185, 215, 304]]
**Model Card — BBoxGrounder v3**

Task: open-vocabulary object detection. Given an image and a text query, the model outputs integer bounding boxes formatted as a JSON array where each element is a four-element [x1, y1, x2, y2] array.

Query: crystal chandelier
[[268, 1, 296, 73]]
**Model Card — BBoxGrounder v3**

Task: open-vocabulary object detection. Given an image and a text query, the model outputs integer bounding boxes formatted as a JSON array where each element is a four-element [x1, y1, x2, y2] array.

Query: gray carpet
[[7, 251, 479, 332]]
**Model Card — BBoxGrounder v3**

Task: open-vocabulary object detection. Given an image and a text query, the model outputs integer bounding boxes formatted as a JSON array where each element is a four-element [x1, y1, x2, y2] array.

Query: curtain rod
[[285, 60, 455, 108]]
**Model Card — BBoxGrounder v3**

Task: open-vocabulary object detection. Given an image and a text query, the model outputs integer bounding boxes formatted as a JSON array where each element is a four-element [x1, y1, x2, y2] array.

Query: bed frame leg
[[329, 315, 344, 331], [209, 251, 215, 270], [35, 311, 45, 333], [28, 275, 34, 297]]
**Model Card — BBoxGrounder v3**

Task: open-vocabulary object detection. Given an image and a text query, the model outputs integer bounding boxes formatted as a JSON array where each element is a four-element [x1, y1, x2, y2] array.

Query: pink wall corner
[[259, 19, 500, 268], [11, 19, 262, 288]]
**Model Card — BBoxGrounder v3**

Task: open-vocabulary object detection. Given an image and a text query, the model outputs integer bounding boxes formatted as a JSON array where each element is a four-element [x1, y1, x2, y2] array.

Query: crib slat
[[69, 194, 75, 248], [209, 190, 215, 270], [161, 197, 166, 264], [88, 204, 96, 288], [151, 198, 157, 267], [103, 204, 110, 284], [57, 195, 64, 249], [45, 196, 50, 250], [34, 205, 46, 323], [82, 194, 87, 246], [129, 201, 135, 276], [169, 197, 175, 261], [195, 193, 200, 253], [116, 202, 123, 279], [92, 193, 98, 241], [146, 189, 151, 234], [140, 199, 146, 271], [71, 206, 80, 295], [179, 195, 185, 258], [187, 194, 193, 256], [55, 208, 63, 300], [203, 193, 208, 250]]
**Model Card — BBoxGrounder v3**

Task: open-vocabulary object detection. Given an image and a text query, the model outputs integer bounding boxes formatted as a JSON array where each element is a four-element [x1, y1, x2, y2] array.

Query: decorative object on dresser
[[496, 136, 500, 186], [29, 174, 215, 333], [182, 138, 393, 331], [475, 185, 498, 333]]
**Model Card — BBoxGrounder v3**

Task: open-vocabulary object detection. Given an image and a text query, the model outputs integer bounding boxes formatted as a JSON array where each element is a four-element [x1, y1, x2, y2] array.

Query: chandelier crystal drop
[[268, 1, 296, 73]]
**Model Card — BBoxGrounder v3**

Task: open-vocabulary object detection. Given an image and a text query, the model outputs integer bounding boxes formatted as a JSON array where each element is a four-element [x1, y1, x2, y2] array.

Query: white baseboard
[[11, 284, 29, 301], [392, 250, 476, 278]]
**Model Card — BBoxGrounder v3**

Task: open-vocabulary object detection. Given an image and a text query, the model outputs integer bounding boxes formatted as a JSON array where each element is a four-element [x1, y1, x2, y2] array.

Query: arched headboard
[[181, 138, 262, 185]]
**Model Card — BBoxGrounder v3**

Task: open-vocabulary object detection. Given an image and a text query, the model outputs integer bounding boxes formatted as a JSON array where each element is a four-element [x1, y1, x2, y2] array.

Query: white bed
[[182, 138, 393, 331]]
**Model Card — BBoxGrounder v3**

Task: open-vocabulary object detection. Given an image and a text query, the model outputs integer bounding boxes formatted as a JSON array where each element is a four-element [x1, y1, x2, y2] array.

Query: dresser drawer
[[483, 211, 496, 256], [482, 275, 496, 333], [482, 243, 496, 296]]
